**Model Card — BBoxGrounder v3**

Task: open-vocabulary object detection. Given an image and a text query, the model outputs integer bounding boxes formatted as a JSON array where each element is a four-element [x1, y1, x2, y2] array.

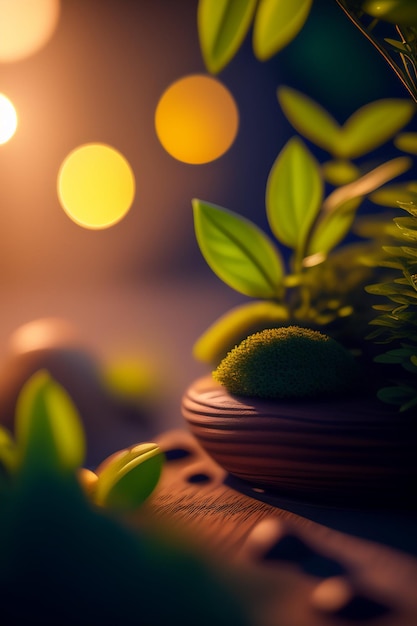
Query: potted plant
[[182, 0, 417, 506]]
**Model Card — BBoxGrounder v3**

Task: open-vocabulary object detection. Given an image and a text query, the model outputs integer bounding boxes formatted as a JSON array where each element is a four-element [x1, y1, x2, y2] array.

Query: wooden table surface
[[140, 429, 417, 626]]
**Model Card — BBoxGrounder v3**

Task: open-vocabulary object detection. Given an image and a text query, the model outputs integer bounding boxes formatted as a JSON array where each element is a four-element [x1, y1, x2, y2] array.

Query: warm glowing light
[[57, 144, 135, 230], [155, 74, 239, 164], [0, 94, 17, 144], [0, 0, 60, 63], [9, 318, 79, 354]]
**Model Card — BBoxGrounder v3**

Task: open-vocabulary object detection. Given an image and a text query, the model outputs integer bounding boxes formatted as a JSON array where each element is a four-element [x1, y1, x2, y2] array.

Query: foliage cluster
[[366, 197, 417, 411], [197, 0, 417, 102], [193, 87, 416, 364], [194, 1, 417, 415], [0, 372, 247, 625], [0, 370, 163, 512]]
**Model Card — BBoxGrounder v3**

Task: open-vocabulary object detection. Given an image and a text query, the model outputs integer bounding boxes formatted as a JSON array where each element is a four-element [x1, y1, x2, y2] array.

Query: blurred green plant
[[197, 0, 417, 102], [193, 88, 416, 364], [101, 355, 159, 407], [366, 195, 417, 412], [0, 371, 246, 625], [0, 370, 163, 512]]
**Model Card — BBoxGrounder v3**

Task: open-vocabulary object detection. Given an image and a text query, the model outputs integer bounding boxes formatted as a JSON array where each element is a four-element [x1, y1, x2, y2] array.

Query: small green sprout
[[213, 326, 359, 399], [93, 442, 163, 511]]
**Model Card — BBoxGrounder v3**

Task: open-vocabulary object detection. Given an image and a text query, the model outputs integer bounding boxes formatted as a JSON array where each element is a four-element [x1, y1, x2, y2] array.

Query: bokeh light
[[8, 317, 79, 354], [0, 94, 18, 144], [155, 74, 239, 164], [57, 143, 135, 230], [0, 0, 60, 63]]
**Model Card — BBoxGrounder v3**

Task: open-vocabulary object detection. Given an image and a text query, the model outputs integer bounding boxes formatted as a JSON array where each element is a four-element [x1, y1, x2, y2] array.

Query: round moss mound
[[213, 326, 359, 399]]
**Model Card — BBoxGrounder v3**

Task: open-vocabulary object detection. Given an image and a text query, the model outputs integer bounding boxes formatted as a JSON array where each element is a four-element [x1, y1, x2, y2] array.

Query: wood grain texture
[[138, 428, 417, 626]]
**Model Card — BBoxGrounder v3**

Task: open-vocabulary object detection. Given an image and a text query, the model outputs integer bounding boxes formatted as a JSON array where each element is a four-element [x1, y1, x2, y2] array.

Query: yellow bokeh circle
[[0, 0, 60, 63], [155, 74, 239, 164], [0, 93, 18, 144], [57, 143, 135, 230]]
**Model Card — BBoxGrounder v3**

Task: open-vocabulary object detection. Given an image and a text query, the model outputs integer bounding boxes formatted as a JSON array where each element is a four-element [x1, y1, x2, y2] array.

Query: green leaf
[[193, 198, 284, 298], [322, 160, 360, 185], [197, 0, 257, 74], [373, 303, 398, 311], [15, 370, 85, 475], [0, 427, 16, 475], [390, 294, 417, 305], [379, 258, 406, 270], [384, 38, 411, 53], [370, 183, 417, 207], [193, 300, 289, 364], [382, 244, 411, 258], [392, 304, 409, 315], [394, 132, 417, 154], [277, 86, 341, 154], [253, 0, 313, 60], [337, 99, 416, 159], [102, 357, 157, 404], [374, 347, 415, 363], [362, 0, 417, 26], [395, 312, 417, 325], [397, 200, 417, 216], [377, 385, 415, 408], [366, 282, 406, 296], [307, 197, 362, 256], [370, 316, 402, 328], [369, 283, 417, 301], [394, 216, 417, 240], [404, 269, 417, 291], [400, 394, 417, 412], [94, 443, 163, 511], [266, 137, 323, 254]]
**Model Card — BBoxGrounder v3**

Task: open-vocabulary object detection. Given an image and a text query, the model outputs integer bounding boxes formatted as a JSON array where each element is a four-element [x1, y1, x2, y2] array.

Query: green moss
[[213, 326, 358, 399]]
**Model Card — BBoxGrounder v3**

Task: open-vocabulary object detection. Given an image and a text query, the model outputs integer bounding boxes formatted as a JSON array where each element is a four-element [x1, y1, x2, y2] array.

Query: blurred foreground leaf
[[322, 159, 360, 185], [362, 0, 417, 25], [395, 132, 417, 154], [15, 370, 85, 476], [370, 183, 417, 207], [253, 0, 313, 60], [0, 427, 16, 476], [197, 0, 257, 73]]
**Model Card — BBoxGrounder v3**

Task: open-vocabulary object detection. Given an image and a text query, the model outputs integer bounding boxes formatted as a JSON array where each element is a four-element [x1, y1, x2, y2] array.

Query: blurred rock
[[0, 318, 155, 466]]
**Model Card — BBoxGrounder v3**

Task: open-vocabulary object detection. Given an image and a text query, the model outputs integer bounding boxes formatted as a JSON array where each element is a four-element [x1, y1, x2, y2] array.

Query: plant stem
[[334, 0, 417, 103]]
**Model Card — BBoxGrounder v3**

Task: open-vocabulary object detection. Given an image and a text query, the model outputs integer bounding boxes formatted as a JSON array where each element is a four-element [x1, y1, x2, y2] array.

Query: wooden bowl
[[181, 376, 417, 507]]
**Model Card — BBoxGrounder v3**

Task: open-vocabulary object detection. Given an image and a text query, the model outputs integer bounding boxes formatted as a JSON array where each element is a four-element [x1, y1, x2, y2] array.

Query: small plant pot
[[182, 375, 417, 507]]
